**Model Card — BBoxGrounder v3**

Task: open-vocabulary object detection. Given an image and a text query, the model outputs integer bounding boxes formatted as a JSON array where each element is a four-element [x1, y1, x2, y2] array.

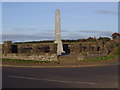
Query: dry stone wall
[[2, 53, 58, 61], [1, 39, 119, 61]]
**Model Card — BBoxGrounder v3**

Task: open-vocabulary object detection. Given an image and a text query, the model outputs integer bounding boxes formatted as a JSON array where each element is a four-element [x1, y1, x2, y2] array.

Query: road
[[2, 65, 118, 88]]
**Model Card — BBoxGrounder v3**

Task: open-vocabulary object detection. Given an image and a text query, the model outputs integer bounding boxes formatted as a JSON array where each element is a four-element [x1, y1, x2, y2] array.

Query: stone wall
[[1, 39, 119, 61], [69, 41, 105, 55], [2, 53, 58, 61], [1, 42, 58, 61], [2, 42, 57, 55], [3, 41, 12, 54]]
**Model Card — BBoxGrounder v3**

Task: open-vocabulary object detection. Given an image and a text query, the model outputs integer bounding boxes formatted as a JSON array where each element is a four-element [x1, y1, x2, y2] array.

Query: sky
[[2, 2, 118, 43]]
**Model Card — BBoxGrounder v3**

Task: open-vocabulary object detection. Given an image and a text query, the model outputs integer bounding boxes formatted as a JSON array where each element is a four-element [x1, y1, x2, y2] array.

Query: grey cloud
[[2, 30, 113, 42], [62, 30, 113, 39], [46, 29, 68, 32], [13, 28, 55, 34], [62, 30, 113, 37], [79, 30, 113, 33], [96, 10, 118, 15], [13, 27, 39, 31], [97, 32, 112, 37], [62, 33, 90, 39], [62, 30, 114, 34], [61, 29, 69, 32], [79, 30, 113, 38], [2, 33, 55, 42], [13, 28, 75, 33], [34, 32, 55, 36]]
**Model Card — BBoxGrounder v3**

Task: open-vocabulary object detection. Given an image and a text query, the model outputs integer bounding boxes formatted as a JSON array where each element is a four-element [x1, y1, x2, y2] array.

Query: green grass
[[81, 45, 120, 62], [81, 55, 117, 62], [1, 58, 58, 63]]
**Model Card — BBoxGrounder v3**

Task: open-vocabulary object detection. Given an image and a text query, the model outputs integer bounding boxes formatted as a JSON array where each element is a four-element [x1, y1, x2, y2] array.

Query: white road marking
[[8, 75, 96, 85]]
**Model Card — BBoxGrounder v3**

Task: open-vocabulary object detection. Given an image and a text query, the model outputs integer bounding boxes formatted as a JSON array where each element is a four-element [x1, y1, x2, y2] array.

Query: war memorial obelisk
[[54, 9, 65, 55]]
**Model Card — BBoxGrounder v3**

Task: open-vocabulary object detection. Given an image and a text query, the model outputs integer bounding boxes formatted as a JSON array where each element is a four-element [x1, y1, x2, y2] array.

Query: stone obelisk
[[54, 9, 65, 55]]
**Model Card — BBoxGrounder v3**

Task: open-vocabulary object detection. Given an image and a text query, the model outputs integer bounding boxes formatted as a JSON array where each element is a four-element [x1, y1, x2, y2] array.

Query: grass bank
[[1, 58, 58, 64], [80, 55, 118, 62]]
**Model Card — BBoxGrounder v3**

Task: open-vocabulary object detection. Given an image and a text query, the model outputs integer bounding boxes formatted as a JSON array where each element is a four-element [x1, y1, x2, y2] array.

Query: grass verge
[[81, 55, 118, 62], [1, 58, 58, 64]]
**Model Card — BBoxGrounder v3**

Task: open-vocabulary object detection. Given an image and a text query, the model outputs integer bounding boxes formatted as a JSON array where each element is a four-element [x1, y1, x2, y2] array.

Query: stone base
[[54, 40, 65, 55]]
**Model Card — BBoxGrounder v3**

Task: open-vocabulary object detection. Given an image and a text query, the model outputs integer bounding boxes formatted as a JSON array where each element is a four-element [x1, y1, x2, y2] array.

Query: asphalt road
[[2, 65, 118, 88]]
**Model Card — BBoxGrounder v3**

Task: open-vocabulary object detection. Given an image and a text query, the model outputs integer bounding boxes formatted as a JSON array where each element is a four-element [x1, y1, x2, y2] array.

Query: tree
[[78, 39, 86, 42], [86, 37, 96, 42], [112, 33, 120, 39], [97, 37, 111, 41]]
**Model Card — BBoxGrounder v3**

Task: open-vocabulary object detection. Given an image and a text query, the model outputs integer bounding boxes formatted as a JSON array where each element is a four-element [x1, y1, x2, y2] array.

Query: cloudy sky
[[2, 2, 118, 43]]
